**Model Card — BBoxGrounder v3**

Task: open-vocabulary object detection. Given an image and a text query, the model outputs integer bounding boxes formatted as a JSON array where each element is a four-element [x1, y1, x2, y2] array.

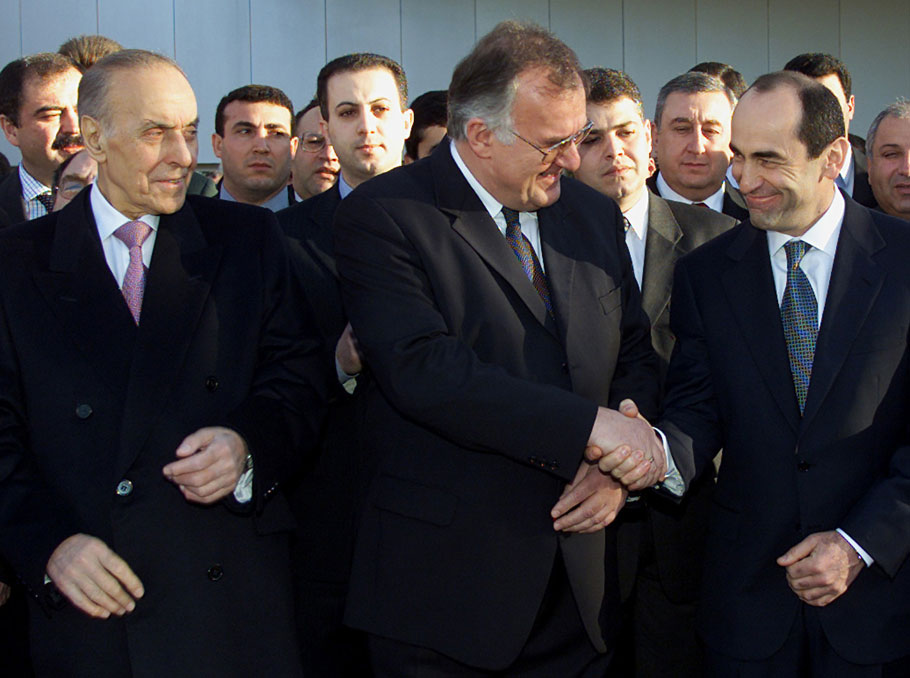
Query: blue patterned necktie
[[781, 240, 817, 413], [501, 207, 553, 316]]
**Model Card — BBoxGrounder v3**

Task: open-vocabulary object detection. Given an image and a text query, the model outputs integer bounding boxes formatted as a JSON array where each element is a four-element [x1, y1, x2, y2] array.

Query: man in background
[[403, 89, 447, 163], [291, 98, 339, 201], [866, 100, 910, 221]]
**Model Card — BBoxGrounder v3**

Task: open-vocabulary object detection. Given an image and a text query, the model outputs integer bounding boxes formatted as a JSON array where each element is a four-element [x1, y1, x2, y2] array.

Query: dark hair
[[689, 61, 747, 98], [79, 50, 184, 132], [0, 52, 78, 125], [58, 34, 124, 72], [747, 71, 844, 158], [293, 97, 320, 135], [405, 90, 448, 159], [584, 67, 643, 118], [447, 20, 585, 141], [214, 84, 294, 137], [316, 53, 408, 121], [654, 71, 735, 128], [783, 53, 852, 99]]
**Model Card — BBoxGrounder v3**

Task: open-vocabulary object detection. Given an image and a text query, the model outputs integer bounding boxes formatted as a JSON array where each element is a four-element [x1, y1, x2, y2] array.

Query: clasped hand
[[585, 399, 667, 491]]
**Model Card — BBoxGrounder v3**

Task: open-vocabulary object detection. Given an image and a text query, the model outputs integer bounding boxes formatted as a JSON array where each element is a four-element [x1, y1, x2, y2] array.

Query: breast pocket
[[599, 286, 622, 315]]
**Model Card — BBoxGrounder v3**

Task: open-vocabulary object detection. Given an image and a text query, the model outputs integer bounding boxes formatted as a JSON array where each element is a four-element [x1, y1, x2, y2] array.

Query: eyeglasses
[[510, 120, 594, 164], [299, 132, 329, 153]]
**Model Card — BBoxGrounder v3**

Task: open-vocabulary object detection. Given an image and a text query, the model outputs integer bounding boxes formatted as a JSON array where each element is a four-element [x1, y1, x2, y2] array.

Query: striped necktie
[[501, 207, 553, 315], [114, 220, 152, 324]]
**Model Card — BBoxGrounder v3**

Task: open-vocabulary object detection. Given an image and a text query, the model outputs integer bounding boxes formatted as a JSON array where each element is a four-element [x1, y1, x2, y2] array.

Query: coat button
[[116, 479, 133, 496], [561, 362, 569, 373], [207, 564, 223, 582], [797, 461, 811, 472], [205, 376, 219, 392], [75, 404, 93, 419]]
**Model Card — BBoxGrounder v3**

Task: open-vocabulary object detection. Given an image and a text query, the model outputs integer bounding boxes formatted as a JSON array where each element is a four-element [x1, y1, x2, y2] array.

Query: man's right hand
[[335, 322, 363, 376], [46, 534, 144, 618], [586, 400, 666, 491]]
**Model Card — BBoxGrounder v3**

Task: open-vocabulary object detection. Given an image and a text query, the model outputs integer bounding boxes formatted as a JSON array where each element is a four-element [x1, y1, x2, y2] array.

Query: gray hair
[[654, 71, 736, 128], [867, 99, 910, 156], [78, 49, 186, 131], [447, 21, 585, 144]]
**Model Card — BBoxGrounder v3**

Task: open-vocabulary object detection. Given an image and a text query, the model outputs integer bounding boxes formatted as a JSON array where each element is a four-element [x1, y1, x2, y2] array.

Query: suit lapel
[[302, 186, 341, 280], [800, 201, 884, 429], [722, 224, 800, 431], [33, 191, 136, 396], [435, 141, 557, 336], [538, 201, 573, 339], [641, 193, 682, 323], [117, 201, 223, 472]]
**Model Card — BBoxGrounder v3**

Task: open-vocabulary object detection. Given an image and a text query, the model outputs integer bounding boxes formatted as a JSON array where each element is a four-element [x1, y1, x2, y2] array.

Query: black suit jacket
[[850, 141, 878, 208], [333, 141, 660, 669], [0, 190, 325, 677], [647, 172, 749, 222], [0, 171, 25, 225], [661, 197, 910, 663], [617, 193, 736, 602]]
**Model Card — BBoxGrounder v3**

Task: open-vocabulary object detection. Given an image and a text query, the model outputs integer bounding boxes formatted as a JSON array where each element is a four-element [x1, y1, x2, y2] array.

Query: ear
[[289, 134, 299, 158], [846, 95, 855, 122], [464, 118, 495, 160], [821, 136, 850, 181], [211, 133, 223, 159], [643, 118, 653, 154], [80, 115, 107, 164], [0, 115, 20, 147], [402, 108, 415, 140]]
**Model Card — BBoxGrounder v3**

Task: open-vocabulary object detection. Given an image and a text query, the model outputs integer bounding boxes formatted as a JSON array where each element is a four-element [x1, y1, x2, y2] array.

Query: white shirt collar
[[19, 164, 50, 199], [622, 190, 650, 240], [338, 173, 354, 199], [766, 187, 844, 259], [656, 172, 725, 212], [90, 183, 159, 240]]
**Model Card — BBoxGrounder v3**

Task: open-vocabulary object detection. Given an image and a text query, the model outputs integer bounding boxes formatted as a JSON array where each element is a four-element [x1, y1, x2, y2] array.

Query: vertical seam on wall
[[399, 0, 404, 66], [838, 0, 842, 57], [172, 0, 177, 59], [766, 0, 770, 71], [547, 0, 551, 30], [96, 0, 100, 34], [248, 0, 254, 82], [18, 0, 22, 55], [473, 0, 478, 44], [694, 0, 698, 63], [621, 0, 626, 72], [324, 0, 328, 63]]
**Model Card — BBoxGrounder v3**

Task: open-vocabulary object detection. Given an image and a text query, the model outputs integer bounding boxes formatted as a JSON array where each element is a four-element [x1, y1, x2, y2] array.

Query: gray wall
[[2, 0, 908, 165]]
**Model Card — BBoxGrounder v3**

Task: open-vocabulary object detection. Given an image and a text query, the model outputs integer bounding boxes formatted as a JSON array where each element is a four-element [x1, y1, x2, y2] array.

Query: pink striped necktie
[[114, 220, 152, 324]]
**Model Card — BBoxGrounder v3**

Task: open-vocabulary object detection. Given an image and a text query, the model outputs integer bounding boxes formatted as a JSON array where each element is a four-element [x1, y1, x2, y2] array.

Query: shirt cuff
[[836, 528, 874, 567], [335, 357, 359, 394], [233, 454, 254, 504], [653, 427, 685, 497]]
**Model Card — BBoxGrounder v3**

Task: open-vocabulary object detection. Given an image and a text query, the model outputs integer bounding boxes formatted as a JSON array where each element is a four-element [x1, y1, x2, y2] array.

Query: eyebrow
[[334, 97, 394, 111], [731, 144, 785, 161], [141, 117, 200, 130], [32, 105, 66, 115]]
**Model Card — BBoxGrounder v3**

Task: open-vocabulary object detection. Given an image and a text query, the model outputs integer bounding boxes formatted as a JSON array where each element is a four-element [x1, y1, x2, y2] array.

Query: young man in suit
[[276, 52, 413, 677], [602, 70, 910, 677], [647, 71, 748, 221], [0, 49, 325, 677], [0, 52, 83, 224], [574, 67, 735, 678], [333, 21, 666, 677]]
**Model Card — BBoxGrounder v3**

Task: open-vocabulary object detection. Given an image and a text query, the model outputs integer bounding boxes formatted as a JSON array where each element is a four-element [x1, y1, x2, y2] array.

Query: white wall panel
[[98, 0, 175, 57], [624, 0, 696, 122], [549, 0, 623, 71], [325, 0, 400, 63], [476, 0, 549, 37], [175, 0, 251, 164], [768, 0, 839, 70], [250, 0, 324, 112], [696, 0, 768, 83], [21, 0, 97, 54], [400, 0, 474, 101]]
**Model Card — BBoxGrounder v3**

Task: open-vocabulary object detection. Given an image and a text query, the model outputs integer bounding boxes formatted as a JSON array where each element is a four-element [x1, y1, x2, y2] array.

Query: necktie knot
[[622, 216, 632, 234], [784, 239, 810, 269], [501, 207, 521, 232], [36, 192, 55, 213], [114, 220, 152, 249]]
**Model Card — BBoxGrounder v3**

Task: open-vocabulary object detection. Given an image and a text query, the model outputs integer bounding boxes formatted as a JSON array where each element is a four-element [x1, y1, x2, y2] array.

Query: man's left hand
[[550, 459, 628, 533], [163, 427, 248, 504], [777, 530, 864, 606]]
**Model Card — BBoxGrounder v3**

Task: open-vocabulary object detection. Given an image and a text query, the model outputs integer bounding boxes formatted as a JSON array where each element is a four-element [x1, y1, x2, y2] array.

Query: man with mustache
[[866, 100, 910, 222], [0, 52, 83, 224], [212, 84, 298, 210]]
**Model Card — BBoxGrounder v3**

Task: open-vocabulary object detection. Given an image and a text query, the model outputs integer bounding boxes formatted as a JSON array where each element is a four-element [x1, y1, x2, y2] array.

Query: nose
[[734, 158, 759, 194], [556, 141, 581, 172], [321, 142, 339, 163], [688, 128, 707, 154], [167, 130, 196, 168], [898, 151, 910, 176], [603, 133, 623, 159], [60, 107, 79, 134], [357, 108, 377, 135], [252, 129, 270, 153]]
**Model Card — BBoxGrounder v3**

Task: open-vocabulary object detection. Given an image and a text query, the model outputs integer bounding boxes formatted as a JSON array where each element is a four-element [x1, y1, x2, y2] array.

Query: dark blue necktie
[[501, 207, 553, 316], [781, 240, 817, 413]]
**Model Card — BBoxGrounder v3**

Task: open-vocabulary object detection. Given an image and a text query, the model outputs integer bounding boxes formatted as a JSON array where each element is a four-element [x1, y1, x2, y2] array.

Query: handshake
[[586, 399, 667, 492]]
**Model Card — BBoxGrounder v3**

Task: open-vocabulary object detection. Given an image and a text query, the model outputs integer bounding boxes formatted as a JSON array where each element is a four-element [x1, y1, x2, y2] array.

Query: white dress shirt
[[622, 190, 650, 289], [765, 188, 871, 566], [656, 171, 726, 213], [19, 165, 54, 220]]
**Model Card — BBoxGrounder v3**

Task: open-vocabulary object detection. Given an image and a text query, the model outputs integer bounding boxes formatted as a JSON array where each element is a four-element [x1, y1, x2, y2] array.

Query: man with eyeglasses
[[290, 99, 339, 201], [332, 22, 663, 677], [276, 52, 413, 677]]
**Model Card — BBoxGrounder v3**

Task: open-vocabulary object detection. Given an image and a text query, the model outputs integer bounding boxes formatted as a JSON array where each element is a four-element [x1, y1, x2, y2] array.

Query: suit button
[[75, 404, 93, 419], [797, 461, 811, 472], [207, 564, 224, 582], [115, 479, 133, 496], [529, 456, 538, 464], [205, 376, 219, 392], [561, 362, 569, 373]]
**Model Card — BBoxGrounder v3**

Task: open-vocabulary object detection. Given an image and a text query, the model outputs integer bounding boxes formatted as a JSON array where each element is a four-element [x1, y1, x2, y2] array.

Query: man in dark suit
[[648, 71, 748, 221], [784, 52, 877, 208], [602, 70, 910, 676], [277, 52, 413, 677], [334, 21, 667, 677], [574, 67, 735, 678], [0, 49, 325, 677], [0, 53, 83, 224]]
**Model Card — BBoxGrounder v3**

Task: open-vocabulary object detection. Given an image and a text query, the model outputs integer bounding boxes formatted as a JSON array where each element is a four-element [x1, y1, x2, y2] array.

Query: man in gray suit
[[574, 67, 735, 678]]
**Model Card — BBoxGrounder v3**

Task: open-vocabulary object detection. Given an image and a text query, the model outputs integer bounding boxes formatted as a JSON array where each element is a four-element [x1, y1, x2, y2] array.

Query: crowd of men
[[0, 22, 907, 678]]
